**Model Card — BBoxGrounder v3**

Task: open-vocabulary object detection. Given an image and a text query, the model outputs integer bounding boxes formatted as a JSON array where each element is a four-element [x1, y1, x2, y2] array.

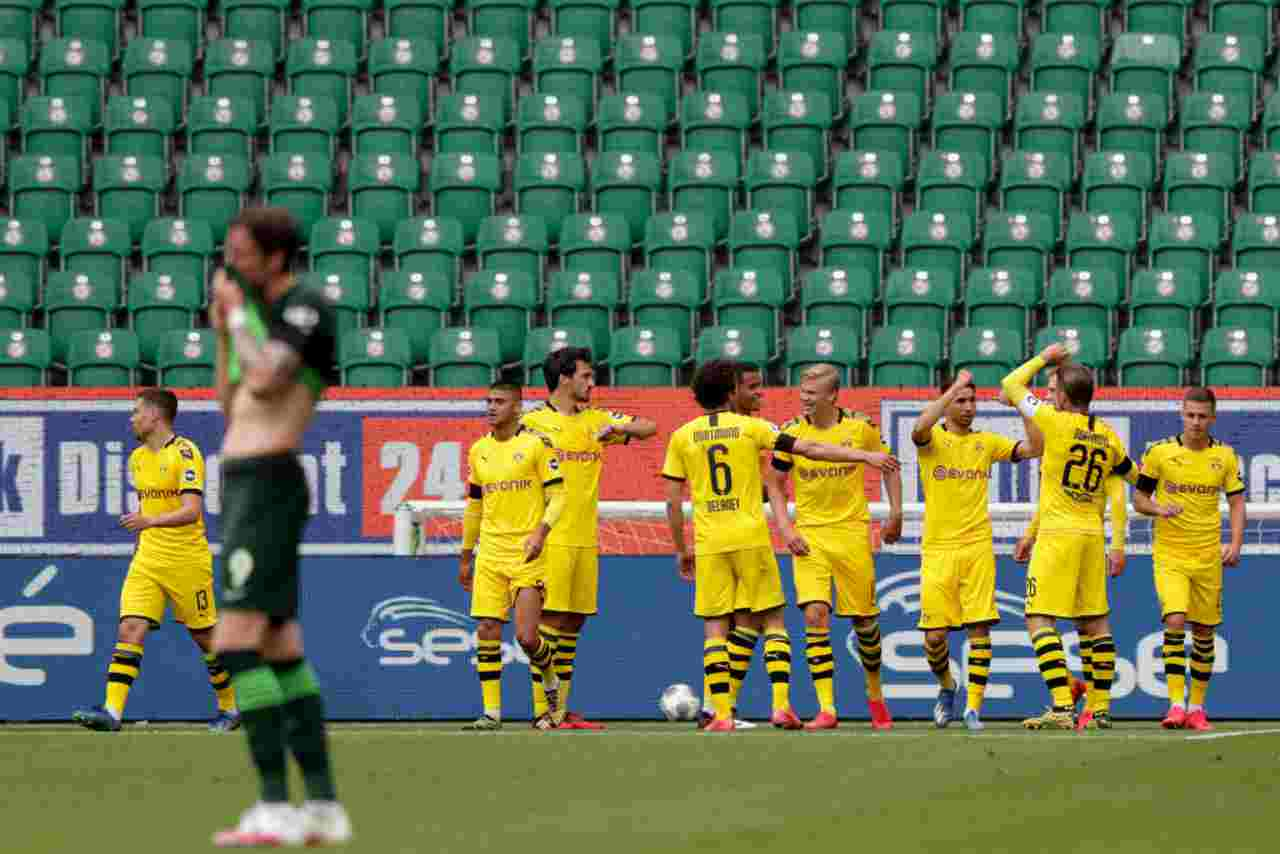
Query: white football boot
[[213, 801, 305, 848], [301, 801, 354, 846]]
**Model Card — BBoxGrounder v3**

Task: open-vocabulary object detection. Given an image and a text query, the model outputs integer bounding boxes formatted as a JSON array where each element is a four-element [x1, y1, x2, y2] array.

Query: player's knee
[[803, 604, 830, 628], [1164, 613, 1188, 631], [759, 606, 787, 631], [515, 626, 541, 653], [1191, 625, 1215, 642], [117, 617, 149, 644], [476, 620, 502, 642], [924, 629, 948, 648]]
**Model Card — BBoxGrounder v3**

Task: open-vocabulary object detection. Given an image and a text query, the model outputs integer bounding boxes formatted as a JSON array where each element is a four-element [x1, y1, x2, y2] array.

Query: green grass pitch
[[5, 722, 1277, 853]]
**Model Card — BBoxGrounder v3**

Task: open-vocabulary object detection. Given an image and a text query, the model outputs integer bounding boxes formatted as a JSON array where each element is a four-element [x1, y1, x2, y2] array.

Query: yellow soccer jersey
[[772, 409, 887, 528], [662, 412, 782, 555], [519, 402, 633, 548], [1139, 435, 1245, 559], [129, 435, 208, 564], [1028, 405, 1135, 536], [467, 427, 564, 559], [916, 423, 1021, 548]]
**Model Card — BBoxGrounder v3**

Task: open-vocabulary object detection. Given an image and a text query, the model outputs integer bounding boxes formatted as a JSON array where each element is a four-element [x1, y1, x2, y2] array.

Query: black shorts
[[218, 453, 310, 619]]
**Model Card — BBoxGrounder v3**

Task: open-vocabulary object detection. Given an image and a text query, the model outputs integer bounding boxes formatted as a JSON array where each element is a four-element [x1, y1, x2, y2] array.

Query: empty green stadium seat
[[310, 217, 380, 296], [1200, 326, 1273, 386], [339, 327, 412, 387], [287, 39, 358, 125], [728, 210, 801, 285], [1116, 326, 1192, 387], [951, 326, 1024, 387], [104, 95, 176, 161], [379, 270, 452, 364], [523, 326, 594, 383], [155, 328, 214, 387], [351, 95, 423, 158], [429, 153, 502, 246], [1066, 212, 1139, 295], [785, 325, 861, 384], [867, 31, 938, 109], [1165, 152, 1233, 230], [348, 153, 420, 244], [1213, 270, 1280, 337], [982, 212, 1056, 282], [533, 36, 604, 118], [931, 92, 1003, 177], [464, 269, 539, 363], [761, 90, 835, 181], [94, 155, 166, 244], [1046, 268, 1122, 342], [696, 32, 768, 119], [1014, 92, 1086, 168], [261, 153, 333, 241], [628, 269, 700, 358], [745, 151, 818, 238], [66, 328, 140, 387], [394, 216, 464, 288], [517, 93, 588, 156], [187, 96, 256, 160], [127, 272, 201, 363], [8, 155, 78, 242], [819, 209, 893, 284], [476, 215, 550, 282], [221, 0, 289, 60], [205, 39, 274, 127], [668, 150, 738, 242], [429, 327, 501, 386], [901, 210, 975, 286], [122, 38, 194, 127], [270, 96, 340, 159], [513, 152, 586, 245], [0, 219, 48, 288], [964, 267, 1040, 340], [592, 151, 663, 245], [849, 92, 923, 168], [644, 212, 716, 299], [695, 325, 770, 368], [547, 270, 621, 358], [368, 38, 440, 117], [681, 91, 752, 170], [595, 93, 668, 158], [1082, 150, 1155, 239], [712, 268, 786, 357], [450, 36, 522, 119], [801, 267, 875, 342], [0, 328, 52, 386], [61, 218, 130, 297], [884, 268, 957, 338], [868, 325, 941, 387], [434, 93, 505, 156], [999, 150, 1072, 239], [608, 326, 682, 386], [0, 271, 36, 330], [1128, 269, 1204, 342], [177, 154, 253, 244], [833, 151, 906, 234], [949, 32, 1019, 118], [1148, 213, 1220, 300], [1181, 93, 1248, 182], [143, 218, 214, 289]]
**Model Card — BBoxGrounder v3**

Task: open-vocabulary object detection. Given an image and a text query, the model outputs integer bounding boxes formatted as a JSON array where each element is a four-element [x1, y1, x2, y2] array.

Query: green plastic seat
[[429, 153, 502, 247], [143, 218, 214, 289], [833, 151, 906, 235], [615, 34, 684, 117], [1247, 151, 1280, 214], [0, 328, 51, 386], [819, 209, 893, 284], [1193, 34, 1263, 109], [261, 153, 332, 241], [881, 0, 944, 38], [1046, 267, 1122, 342], [696, 32, 768, 120], [122, 38, 193, 128], [177, 154, 253, 245], [394, 216, 464, 289], [433, 93, 505, 156], [0, 271, 37, 329], [761, 90, 835, 181], [1096, 93, 1169, 172], [221, 0, 289, 61], [695, 325, 770, 368], [1081, 151, 1155, 241], [54, 0, 123, 59], [849, 91, 923, 170], [1122, 0, 1190, 40], [348, 152, 421, 245], [339, 327, 412, 387], [61, 218, 130, 298], [628, 269, 700, 357], [187, 95, 256, 159], [7, 155, 79, 242], [999, 150, 1072, 239], [745, 151, 818, 239], [450, 36, 522, 120], [465, 0, 537, 59], [429, 327, 501, 386], [1213, 270, 1280, 337], [958, 0, 1026, 36], [21, 96, 91, 188], [517, 93, 589, 155], [785, 325, 861, 384], [1110, 33, 1179, 114], [300, 271, 370, 339], [104, 96, 177, 161], [287, 39, 358, 126], [608, 326, 682, 386], [464, 269, 539, 363], [644, 212, 716, 298], [534, 36, 604, 119], [127, 272, 201, 363], [1029, 33, 1101, 110], [1182, 93, 1249, 182], [592, 151, 663, 245], [712, 267, 787, 357], [0, 45, 27, 168], [630, 0, 696, 59], [931, 92, 1003, 179], [868, 325, 942, 387], [302, 0, 374, 60], [709, 0, 781, 53], [547, 0, 620, 57], [668, 150, 740, 243], [951, 326, 1024, 387], [867, 31, 938, 110], [728, 210, 801, 286], [0, 219, 48, 289], [793, 0, 858, 50], [155, 328, 214, 387], [1014, 92, 1086, 170], [777, 31, 848, 118], [513, 152, 586, 244], [982, 212, 1055, 282], [379, 270, 452, 364], [384, 0, 449, 48], [39, 37, 109, 127], [547, 270, 621, 358], [67, 330, 136, 390], [884, 268, 958, 340], [0, 7, 38, 56], [1163, 153, 1232, 236], [368, 38, 440, 117], [269, 96, 340, 159], [1033, 324, 1109, 375], [205, 39, 274, 127], [310, 217, 380, 296], [964, 267, 1040, 341], [595, 93, 668, 158], [1066, 212, 1139, 295], [351, 94, 423, 158], [1116, 326, 1192, 387], [800, 267, 875, 343], [138, 0, 204, 47], [949, 32, 1019, 120], [523, 326, 594, 383], [915, 150, 987, 234], [900, 210, 975, 286], [560, 213, 630, 280], [1200, 326, 1273, 386], [1129, 268, 1204, 342], [681, 91, 752, 171], [1148, 213, 1220, 301], [476, 215, 549, 282], [1232, 214, 1280, 270], [45, 271, 120, 362]]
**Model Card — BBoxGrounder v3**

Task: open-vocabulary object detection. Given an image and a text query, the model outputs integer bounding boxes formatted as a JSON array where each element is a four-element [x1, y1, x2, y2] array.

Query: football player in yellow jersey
[[769, 364, 903, 731], [662, 360, 900, 732], [1132, 387, 1246, 732], [910, 370, 1041, 732], [1002, 345, 1140, 730], [1010, 365, 1126, 730], [72, 389, 239, 733], [519, 347, 657, 729], [458, 381, 568, 731]]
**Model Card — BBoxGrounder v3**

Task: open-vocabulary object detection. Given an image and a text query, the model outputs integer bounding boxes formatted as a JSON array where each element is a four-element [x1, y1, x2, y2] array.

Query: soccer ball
[[659, 683, 700, 721]]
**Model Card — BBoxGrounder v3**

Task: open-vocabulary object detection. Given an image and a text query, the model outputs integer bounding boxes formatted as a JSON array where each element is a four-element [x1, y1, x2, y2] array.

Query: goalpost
[[394, 501, 1280, 557]]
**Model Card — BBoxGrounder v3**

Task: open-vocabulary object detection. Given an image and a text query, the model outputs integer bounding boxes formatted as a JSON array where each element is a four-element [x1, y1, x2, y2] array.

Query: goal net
[[394, 501, 1280, 557]]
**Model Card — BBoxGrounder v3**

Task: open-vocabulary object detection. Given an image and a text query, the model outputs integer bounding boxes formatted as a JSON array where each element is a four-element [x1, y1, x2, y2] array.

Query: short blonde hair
[[801, 363, 841, 393]]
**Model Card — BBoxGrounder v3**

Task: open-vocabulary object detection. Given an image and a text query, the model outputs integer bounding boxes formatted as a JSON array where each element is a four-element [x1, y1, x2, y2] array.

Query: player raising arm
[[458, 382, 567, 732], [910, 371, 1041, 732], [1001, 345, 1139, 731], [767, 364, 902, 731], [1132, 387, 1246, 732], [662, 360, 899, 732], [73, 390, 239, 734]]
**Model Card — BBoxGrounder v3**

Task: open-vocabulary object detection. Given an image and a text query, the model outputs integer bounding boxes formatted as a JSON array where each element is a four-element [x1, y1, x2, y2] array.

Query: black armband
[[773, 433, 797, 454], [1134, 474, 1158, 496], [468, 483, 483, 500], [771, 456, 793, 473], [1113, 456, 1134, 477]]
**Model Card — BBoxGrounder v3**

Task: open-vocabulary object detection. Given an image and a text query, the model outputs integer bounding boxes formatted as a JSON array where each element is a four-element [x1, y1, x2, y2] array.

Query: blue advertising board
[[0, 555, 1273, 721]]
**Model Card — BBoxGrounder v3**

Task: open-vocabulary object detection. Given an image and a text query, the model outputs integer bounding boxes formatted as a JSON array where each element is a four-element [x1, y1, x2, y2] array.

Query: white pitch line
[[1184, 728, 1280, 741]]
